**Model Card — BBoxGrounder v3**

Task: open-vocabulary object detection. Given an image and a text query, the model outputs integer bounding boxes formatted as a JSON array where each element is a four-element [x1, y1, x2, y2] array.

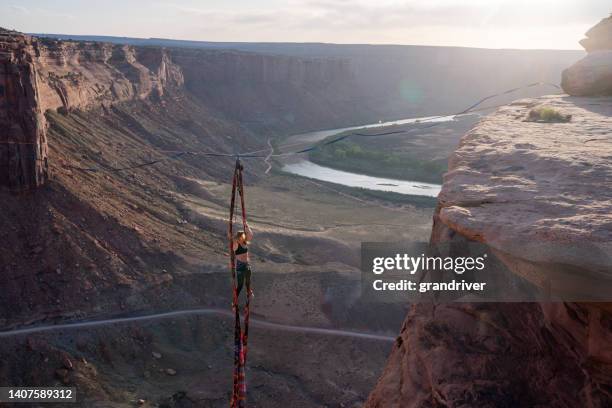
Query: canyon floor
[[0, 97, 454, 407], [0, 171, 434, 408]]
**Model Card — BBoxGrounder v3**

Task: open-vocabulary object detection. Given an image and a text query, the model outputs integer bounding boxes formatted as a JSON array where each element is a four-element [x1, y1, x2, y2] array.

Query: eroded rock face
[[0, 29, 48, 191], [562, 16, 612, 96], [32, 39, 185, 112], [367, 301, 612, 407], [0, 29, 186, 191], [0, 29, 364, 191], [366, 96, 612, 407]]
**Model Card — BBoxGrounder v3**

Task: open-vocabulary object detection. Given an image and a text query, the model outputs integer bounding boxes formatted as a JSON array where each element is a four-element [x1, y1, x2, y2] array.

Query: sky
[[0, 0, 609, 49]]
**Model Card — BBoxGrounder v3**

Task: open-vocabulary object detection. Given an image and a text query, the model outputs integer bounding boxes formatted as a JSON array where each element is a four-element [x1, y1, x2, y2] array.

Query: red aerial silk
[[228, 159, 251, 408]]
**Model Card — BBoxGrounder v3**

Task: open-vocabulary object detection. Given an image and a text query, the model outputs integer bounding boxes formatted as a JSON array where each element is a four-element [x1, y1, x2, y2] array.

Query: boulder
[[562, 15, 612, 96], [561, 51, 612, 96]]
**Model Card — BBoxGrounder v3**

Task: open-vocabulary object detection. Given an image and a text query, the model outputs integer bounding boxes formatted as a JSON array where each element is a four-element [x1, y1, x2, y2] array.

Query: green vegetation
[[346, 186, 438, 208], [527, 106, 572, 123], [275, 167, 438, 208], [309, 139, 446, 184]]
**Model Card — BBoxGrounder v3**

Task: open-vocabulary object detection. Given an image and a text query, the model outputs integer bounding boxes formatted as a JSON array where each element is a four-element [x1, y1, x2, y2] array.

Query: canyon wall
[[171, 48, 365, 134], [0, 29, 362, 192], [0, 30, 185, 191], [32, 38, 185, 112], [366, 96, 612, 407], [44, 34, 584, 121], [0, 30, 48, 190]]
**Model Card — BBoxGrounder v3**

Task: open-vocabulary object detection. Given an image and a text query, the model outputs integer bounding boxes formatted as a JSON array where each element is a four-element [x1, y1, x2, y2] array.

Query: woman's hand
[[245, 223, 254, 241]]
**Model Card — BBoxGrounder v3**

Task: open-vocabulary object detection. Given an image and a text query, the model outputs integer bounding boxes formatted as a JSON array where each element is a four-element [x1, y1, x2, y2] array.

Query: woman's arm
[[245, 223, 254, 241], [227, 227, 237, 249]]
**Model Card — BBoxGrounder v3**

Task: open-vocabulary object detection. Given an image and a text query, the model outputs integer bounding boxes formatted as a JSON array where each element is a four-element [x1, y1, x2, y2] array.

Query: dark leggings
[[236, 262, 252, 296]]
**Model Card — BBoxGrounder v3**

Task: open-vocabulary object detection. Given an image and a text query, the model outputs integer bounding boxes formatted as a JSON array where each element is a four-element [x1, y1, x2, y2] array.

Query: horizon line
[[25, 31, 585, 52]]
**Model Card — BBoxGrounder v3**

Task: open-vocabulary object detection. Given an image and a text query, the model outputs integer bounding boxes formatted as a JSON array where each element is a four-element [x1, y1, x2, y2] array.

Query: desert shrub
[[527, 106, 571, 123]]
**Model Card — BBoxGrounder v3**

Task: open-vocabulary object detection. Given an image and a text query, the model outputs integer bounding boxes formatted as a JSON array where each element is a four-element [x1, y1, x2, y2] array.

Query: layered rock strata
[[0, 29, 360, 191], [0, 30, 48, 190]]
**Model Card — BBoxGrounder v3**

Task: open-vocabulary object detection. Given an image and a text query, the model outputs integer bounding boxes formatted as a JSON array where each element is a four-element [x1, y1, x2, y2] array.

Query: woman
[[229, 223, 254, 303]]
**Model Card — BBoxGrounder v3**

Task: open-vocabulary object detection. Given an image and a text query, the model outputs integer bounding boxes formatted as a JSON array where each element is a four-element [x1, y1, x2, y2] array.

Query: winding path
[[0, 308, 396, 342]]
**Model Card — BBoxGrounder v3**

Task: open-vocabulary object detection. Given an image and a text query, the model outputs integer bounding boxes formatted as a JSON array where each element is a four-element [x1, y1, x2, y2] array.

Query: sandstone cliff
[[171, 48, 363, 134], [0, 30, 186, 191], [0, 29, 364, 192], [366, 95, 612, 407], [0, 29, 371, 329], [368, 18, 612, 405], [0, 29, 48, 190], [33, 38, 185, 112], [366, 96, 612, 408]]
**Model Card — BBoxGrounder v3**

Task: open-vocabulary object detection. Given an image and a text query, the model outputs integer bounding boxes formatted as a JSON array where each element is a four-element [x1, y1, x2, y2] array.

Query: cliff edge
[[367, 18, 612, 406], [365, 96, 612, 407], [438, 95, 611, 297], [0, 29, 184, 191], [0, 29, 48, 189]]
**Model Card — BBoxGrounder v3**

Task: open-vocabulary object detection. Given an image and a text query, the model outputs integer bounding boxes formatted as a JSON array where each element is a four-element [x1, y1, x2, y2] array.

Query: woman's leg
[[236, 266, 245, 295], [245, 266, 252, 297]]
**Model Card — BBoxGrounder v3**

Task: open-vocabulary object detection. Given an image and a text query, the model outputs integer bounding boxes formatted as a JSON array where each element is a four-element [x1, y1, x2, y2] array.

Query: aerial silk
[[229, 158, 251, 408]]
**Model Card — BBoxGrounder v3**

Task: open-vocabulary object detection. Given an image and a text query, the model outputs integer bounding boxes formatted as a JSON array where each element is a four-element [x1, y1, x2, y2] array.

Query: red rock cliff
[[365, 96, 612, 407], [170, 48, 364, 133], [0, 30, 185, 191], [0, 30, 48, 190], [32, 39, 184, 111], [0, 30, 362, 191], [368, 18, 612, 406]]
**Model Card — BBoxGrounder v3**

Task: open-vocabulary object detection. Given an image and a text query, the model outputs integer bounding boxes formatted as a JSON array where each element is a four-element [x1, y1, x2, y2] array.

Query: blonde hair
[[235, 231, 247, 242]]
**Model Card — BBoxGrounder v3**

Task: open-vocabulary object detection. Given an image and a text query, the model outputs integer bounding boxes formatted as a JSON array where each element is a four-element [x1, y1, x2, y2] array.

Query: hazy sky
[[1, 1, 609, 49]]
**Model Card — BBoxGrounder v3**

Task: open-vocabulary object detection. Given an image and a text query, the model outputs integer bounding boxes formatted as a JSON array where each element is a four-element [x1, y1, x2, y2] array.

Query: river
[[281, 115, 454, 197]]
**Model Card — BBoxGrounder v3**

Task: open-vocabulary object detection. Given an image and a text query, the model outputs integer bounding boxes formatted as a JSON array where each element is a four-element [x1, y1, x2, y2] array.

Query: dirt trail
[[0, 308, 396, 342]]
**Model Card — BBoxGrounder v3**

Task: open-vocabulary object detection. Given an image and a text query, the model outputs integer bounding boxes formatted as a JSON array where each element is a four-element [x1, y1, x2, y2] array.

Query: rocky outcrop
[[366, 96, 612, 407], [0, 29, 48, 190], [562, 16, 612, 96], [561, 51, 612, 96], [33, 38, 184, 112], [438, 96, 611, 296], [580, 15, 612, 52], [0, 30, 185, 191]]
